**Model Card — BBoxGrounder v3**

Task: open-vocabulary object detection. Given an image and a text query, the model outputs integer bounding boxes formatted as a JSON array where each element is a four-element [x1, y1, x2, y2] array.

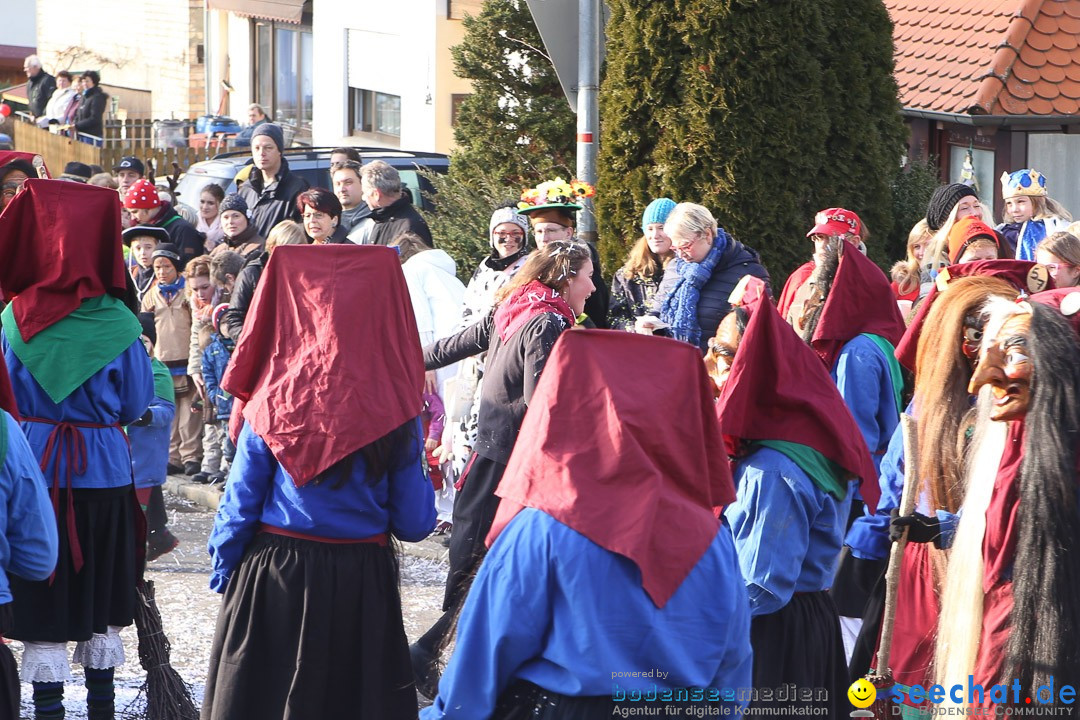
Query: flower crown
[[518, 177, 595, 211]]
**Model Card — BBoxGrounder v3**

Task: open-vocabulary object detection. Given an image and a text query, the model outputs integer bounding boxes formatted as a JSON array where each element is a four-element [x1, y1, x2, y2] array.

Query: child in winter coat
[[131, 314, 180, 561], [123, 225, 170, 304], [201, 304, 236, 484], [997, 168, 1072, 261]]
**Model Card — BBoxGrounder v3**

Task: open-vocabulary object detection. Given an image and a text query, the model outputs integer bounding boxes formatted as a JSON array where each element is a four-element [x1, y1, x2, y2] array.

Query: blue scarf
[[159, 276, 185, 303], [659, 231, 728, 347]]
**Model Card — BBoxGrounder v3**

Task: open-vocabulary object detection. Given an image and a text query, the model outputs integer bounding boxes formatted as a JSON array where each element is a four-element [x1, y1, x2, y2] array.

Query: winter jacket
[[582, 243, 610, 329], [152, 204, 206, 263], [210, 224, 264, 262], [609, 266, 664, 331], [365, 194, 434, 248], [129, 363, 176, 491], [202, 334, 235, 420], [402, 250, 467, 346], [424, 310, 569, 465], [221, 252, 266, 342], [27, 71, 57, 118], [141, 284, 192, 366], [72, 85, 108, 137], [650, 239, 771, 354], [237, 158, 310, 238]]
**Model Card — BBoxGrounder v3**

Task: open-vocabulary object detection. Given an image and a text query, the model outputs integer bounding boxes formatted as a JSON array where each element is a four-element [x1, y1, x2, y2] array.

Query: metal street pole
[[576, 0, 599, 243]]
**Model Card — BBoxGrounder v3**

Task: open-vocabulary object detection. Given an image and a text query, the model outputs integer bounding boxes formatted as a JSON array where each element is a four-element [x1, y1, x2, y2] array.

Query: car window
[[175, 172, 234, 204]]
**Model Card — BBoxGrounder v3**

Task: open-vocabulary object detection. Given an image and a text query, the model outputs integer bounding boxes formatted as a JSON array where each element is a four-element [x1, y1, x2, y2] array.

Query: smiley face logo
[[848, 678, 876, 709]]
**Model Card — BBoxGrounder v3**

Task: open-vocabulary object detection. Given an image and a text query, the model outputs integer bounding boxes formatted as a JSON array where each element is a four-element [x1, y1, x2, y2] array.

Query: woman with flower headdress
[[410, 240, 596, 697], [515, 177, 610, 328]]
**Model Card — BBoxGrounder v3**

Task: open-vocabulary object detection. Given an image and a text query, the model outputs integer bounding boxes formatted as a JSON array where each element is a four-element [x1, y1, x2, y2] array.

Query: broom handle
[[875, 413, 919, 674]]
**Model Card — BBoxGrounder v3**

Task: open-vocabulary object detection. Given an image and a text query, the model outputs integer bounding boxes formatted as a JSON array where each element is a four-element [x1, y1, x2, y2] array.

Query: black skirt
[[0, 604, 18, 720], [443, 452, 506, 611], [749, 590, 849, 716], [9, 486, 137, 643], [202, 533, 417, 720], [491, 680, 729, 719]]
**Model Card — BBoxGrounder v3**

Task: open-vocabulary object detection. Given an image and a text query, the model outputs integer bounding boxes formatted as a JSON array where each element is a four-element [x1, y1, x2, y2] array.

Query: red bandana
[[0, 180, 126, 341], [718, 277, 880, 510], [894, 260, 1047, 371], [221, 245, 424, 486], [486, 330, 735, 608], [811, 244, 906, 370]]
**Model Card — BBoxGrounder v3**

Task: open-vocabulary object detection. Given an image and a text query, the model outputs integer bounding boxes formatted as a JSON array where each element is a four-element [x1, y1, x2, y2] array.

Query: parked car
[[172, 146, 450, 211]]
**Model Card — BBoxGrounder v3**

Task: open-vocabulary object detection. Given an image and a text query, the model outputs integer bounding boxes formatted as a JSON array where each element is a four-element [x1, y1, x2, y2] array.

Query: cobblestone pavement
[[13, 489, 450, 718]]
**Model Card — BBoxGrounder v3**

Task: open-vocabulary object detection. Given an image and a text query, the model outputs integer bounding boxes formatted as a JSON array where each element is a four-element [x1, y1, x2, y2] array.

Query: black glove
[[889, 509, 941, 546], [131, 410, 153, 427]]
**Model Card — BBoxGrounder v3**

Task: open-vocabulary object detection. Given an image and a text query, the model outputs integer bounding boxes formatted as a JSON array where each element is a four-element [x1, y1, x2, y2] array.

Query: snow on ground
[[12, 493, 448, 719]]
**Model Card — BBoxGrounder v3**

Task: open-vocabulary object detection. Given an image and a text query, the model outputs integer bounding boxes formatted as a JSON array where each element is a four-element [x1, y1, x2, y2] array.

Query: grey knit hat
[[251, 123, 284, 152], [220, 193, 249, 217], [488, 206, 529, 249]]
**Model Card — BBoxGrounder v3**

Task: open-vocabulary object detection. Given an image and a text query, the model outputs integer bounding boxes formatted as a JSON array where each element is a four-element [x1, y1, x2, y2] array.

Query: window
[[948, 145, 994, 210], [451, 93, 469, 127], [252, 20, 313, 143], [349, 88, 402, 147], [448, 0, 483, 20]]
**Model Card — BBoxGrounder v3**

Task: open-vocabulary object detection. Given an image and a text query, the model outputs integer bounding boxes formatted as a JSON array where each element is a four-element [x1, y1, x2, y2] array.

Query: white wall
[[314, 0, 438, 151], [0, 0, 36, 49], [225, 13, 252, 120]]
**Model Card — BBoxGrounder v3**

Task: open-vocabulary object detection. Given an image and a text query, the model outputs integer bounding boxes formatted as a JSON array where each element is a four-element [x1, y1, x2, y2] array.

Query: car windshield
[[174, 171, 235, 206]]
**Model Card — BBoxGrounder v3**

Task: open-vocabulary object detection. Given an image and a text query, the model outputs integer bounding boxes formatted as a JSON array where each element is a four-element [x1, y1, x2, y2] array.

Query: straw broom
[[867, 413, 919, 718], [132, 579, 199, 720]]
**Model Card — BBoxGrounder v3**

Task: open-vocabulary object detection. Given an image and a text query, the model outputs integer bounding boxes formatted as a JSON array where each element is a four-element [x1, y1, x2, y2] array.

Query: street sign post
[[525, 0, 605, 240]]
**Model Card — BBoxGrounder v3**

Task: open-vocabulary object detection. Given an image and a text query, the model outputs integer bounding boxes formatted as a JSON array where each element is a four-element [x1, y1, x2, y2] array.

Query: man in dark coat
[[236, 124, 309, 237], [352, 160, 433, 247], [24, 56, 56, 120]]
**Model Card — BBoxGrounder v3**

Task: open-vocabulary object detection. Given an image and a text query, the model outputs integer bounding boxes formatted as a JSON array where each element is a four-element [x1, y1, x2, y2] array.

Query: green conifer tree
[[450, 0, 576, 185], [424, 0, 577, 275], [596, 0, 906, 285]]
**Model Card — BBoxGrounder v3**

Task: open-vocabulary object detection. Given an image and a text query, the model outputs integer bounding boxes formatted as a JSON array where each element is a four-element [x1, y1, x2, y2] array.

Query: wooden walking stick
[[867, 413, 919, 718]]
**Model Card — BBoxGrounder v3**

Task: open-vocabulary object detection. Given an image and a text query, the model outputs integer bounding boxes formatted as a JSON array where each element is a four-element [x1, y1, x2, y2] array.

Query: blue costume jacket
[[725, 447, 852, 617], [3, 335, 153, 490], [0, 411, 58, 603], [423, 509, 753, 719], [208, 418, 436, 592]]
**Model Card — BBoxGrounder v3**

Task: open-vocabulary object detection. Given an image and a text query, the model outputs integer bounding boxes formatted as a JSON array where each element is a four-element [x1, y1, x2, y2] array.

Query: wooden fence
[[10, 117, 237, 178]]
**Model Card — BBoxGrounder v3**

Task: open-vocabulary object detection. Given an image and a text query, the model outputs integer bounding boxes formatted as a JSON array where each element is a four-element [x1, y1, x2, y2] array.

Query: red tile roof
[[889, 0, 1080, 115]]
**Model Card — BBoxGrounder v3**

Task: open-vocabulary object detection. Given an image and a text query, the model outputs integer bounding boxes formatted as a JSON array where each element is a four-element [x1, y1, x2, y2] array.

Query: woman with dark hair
[[297, 187, 349, 244], [204, 245, 436, 718], [411, 240, 595, 696], [197, 183, 226, 251], [67, 70, 108, 140]]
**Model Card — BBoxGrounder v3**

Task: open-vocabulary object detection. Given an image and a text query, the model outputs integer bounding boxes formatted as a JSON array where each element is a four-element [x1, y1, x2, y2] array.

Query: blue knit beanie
[[642, 198, 676, 233]]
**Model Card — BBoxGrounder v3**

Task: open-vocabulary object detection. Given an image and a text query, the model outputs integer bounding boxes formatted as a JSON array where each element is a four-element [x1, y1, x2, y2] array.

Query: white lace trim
[[20, 642, 73, 683], [73, 626, 125, 669]]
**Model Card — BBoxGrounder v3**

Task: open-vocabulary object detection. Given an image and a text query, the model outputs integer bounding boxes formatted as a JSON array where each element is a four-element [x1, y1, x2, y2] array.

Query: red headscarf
[[221, 245, 424, 486], [810, 243, 906, 370], [718, 276, 880, 511], [0, 179, 126, 340], [486, 330, 735, 608], [894, 260, 1048, 371]]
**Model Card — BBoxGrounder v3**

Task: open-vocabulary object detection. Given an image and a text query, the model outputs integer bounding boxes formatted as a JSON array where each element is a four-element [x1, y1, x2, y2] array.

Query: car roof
[[210, 146, 449, 163]]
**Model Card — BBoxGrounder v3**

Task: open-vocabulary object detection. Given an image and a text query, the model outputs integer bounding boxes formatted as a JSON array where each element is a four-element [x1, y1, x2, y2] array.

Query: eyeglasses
[[1044, 262, 1074, 273], [493, 232, 524, 241], [303, 211, 330, 221]]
